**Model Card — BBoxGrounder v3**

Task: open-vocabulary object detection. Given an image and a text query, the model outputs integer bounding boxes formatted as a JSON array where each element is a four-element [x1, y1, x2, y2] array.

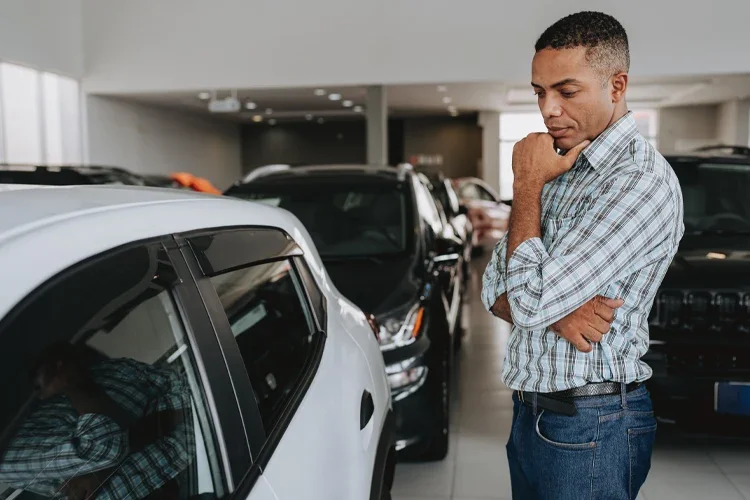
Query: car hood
[[661, 234, 750, 288], [322, 256, 422, 315]]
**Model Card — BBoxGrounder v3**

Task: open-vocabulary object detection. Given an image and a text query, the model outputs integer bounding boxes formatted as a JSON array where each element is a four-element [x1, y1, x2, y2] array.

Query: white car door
[[183, 228, 380, 500]]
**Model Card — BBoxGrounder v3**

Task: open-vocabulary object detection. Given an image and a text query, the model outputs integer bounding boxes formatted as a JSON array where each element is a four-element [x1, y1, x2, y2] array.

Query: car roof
[[0, 184, 324, 318]]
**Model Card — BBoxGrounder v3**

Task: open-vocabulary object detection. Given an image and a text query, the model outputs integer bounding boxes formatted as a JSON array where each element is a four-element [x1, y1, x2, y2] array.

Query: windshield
[[673, 160, 750, 234], [229, 183, 411, 258]]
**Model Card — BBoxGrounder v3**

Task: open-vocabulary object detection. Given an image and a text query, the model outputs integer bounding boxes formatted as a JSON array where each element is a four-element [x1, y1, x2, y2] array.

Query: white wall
[[658, 105, 719, 154], [0, 0, 83, 78], [81, 0, 750, 94], [86, 96, 242, 189]]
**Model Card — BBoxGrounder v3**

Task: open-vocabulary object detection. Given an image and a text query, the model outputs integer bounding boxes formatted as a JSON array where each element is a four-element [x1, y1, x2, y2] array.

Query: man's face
[[531, 47, 616, 151]]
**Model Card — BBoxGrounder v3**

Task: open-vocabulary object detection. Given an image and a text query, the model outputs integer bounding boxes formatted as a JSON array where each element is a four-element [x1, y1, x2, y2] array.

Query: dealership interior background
[[1, 1, 750, 499]]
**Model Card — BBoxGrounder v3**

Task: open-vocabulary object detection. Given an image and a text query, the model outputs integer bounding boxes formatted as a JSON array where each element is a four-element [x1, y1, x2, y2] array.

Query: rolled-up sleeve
[[481, 233, 509, 311], [0, 412, 126, 484], [505, 170, 675, 330]]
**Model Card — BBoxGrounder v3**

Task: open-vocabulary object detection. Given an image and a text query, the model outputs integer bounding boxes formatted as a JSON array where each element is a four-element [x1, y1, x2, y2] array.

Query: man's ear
[[610, 73, 628, 103]]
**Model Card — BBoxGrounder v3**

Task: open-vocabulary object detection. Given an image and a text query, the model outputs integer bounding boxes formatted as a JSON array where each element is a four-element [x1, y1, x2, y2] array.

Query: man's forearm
[[490, 294, 514, 324], [506, 182, 544, 265]]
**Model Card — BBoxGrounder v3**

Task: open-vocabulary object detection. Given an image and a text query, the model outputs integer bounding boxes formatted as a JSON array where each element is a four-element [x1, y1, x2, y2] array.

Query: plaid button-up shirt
[[481, 111, 685, 393], [0, 358, 195, 500]]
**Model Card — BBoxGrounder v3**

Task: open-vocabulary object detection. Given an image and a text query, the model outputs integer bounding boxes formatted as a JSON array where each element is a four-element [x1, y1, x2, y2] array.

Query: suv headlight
[[376, 302, 425, 351]]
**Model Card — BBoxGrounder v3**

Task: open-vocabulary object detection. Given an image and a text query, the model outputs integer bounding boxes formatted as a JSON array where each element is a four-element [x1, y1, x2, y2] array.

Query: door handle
[[360, 390, 374, 430]]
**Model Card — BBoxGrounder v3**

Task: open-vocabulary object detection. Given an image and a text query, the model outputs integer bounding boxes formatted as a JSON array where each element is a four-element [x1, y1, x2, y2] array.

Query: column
[[718, 99, 750, 147], [478, 111, 501, 194], [366, 85, 388, 165]]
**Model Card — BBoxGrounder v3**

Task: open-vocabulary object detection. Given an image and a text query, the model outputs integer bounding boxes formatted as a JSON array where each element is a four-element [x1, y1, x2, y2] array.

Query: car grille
[[650, 289, 750, 333]]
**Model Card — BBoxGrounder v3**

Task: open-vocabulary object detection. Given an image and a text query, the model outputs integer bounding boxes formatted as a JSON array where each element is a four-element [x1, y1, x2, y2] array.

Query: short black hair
[[535, 11, 630, 79]]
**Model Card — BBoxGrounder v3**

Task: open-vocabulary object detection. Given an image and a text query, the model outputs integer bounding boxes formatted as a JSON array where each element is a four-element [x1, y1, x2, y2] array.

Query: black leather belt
[[517, 382, 642, 417]]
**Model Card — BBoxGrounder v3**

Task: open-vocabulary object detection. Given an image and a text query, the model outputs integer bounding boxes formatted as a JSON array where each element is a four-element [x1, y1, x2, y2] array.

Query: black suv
[[225, 164, 464, 460], [645, 146, 750, 432]]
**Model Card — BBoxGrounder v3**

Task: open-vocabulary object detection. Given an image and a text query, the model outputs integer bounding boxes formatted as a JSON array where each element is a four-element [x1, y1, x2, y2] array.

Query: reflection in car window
[[228, 183, 409, 258], [0, 245, 225, 500], [674, 161, 750, 233], [459, 183, 481, 201], [209, 260, 315, 435]]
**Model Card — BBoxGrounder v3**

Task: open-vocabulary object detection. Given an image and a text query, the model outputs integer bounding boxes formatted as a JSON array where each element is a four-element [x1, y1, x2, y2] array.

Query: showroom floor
[[392, 256, 750, 500]]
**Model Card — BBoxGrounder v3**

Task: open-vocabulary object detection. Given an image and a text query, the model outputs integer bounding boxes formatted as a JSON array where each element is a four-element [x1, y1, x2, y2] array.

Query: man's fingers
[[600, 297, 625, 309], [591, 315, 612, 334], [582, 326, 603, 343], [571, 334, 592, 353]]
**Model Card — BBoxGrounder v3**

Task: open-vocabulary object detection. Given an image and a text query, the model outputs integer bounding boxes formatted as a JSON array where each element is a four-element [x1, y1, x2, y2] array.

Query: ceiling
[[112, 73, 750, 124]]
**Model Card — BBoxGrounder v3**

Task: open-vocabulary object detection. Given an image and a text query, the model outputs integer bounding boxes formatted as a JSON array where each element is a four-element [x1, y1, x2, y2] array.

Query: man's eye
[[561, 91, 577, 98]]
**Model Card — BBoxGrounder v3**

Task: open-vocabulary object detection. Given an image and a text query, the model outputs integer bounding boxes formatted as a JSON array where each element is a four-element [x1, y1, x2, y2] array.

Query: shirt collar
[[578, 111, 639, 172]]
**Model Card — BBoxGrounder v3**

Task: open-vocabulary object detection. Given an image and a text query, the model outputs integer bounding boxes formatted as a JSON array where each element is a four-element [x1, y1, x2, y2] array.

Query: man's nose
[[539, 97, 563, 119]]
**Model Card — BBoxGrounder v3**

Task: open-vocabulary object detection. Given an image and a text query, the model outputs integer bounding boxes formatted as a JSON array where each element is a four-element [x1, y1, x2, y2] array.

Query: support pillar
[[366, 85, 388, 165]]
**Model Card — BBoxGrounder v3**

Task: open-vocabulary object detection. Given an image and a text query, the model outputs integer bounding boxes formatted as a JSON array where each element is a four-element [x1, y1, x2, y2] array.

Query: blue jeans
[[506, 384, 657, 500]]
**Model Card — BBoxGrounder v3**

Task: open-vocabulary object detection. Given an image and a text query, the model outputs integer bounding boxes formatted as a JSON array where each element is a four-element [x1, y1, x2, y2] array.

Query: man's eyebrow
[[530, 78, 581, 89]]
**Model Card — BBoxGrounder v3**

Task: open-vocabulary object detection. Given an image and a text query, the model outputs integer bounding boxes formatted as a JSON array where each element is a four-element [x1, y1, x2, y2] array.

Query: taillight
[[366, 314, 381, 341]]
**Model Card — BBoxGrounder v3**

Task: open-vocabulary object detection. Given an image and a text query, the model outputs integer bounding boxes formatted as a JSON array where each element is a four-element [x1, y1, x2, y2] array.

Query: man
[[481, 11, 684, 500], [0, 343, 195, 500]]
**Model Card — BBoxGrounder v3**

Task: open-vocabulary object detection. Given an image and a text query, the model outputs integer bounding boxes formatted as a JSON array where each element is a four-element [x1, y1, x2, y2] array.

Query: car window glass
[[459, 183, 481, 200], [208, 259, 315, 435], [0, 245, 226, 500], [413, 178, 442, 236], [229, 184, 408, 258]]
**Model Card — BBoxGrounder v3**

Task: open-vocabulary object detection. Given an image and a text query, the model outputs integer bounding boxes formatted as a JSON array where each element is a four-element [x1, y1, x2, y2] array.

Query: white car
[[0, 185, 395, 500]]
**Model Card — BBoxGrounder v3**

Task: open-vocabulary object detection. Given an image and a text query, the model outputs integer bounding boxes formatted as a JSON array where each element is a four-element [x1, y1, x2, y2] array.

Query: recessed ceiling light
[[269, 118, 277, 126], [328, 93, 342, 101], [305, 114, 314, 121], [353, 106, 364, 113], [265, 108, 273, 115], [314, 88, 326, 96], [245, 101, 257, 110], [317, 117, 325, 124], [198, 92, 211, 100], [342, 100, 354, 107], [252, 115, 263, 123], [437, 85, 448, 92], [442, 96, 452, 104]]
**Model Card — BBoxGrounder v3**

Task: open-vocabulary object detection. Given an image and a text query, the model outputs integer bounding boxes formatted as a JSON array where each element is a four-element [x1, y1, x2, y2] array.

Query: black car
[[0, 164, 147, 186], [645, 147, 750, 434], [416, 169, 474, 283], [225, 163, 464, 460]]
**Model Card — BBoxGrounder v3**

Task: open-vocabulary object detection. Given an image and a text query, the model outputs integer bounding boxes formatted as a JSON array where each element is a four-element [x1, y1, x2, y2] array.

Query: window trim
[[178, 227, 328, 495]]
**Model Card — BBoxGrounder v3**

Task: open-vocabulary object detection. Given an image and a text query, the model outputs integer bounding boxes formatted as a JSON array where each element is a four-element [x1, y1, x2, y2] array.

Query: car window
[[0, 244, 226, 500], [413, 177, 443, 236], [228, 182, 409, 258], [458, 182, 481, 201], [208, 259, 315, 436]]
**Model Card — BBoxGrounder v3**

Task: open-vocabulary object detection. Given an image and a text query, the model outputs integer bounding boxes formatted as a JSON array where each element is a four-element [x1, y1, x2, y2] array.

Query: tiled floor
[[392, 257, 750, 500]]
